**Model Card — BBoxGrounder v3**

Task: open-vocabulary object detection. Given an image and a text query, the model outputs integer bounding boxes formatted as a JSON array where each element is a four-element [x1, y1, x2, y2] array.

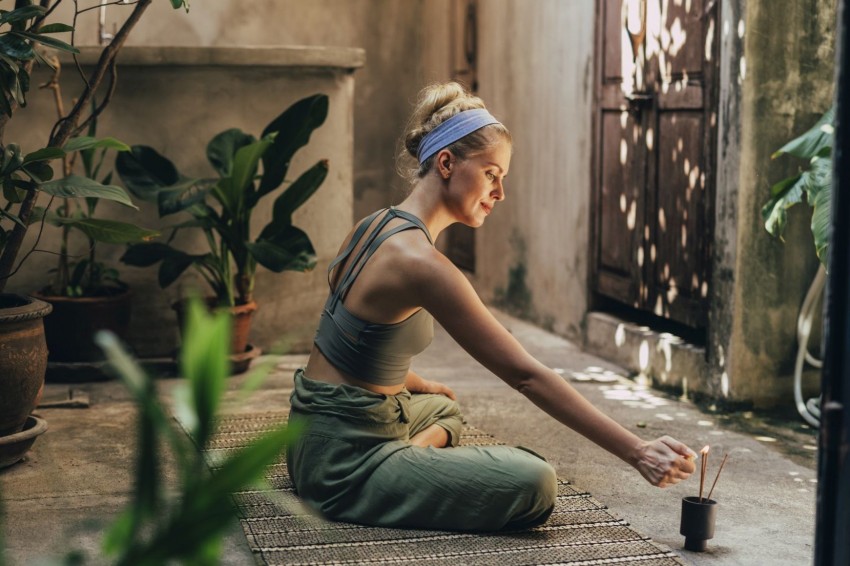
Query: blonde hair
[[398, 82, 511, 181]]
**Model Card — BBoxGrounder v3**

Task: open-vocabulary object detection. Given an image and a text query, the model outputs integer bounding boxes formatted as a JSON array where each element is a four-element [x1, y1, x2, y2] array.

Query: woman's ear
[[437, 150, 453, 179]]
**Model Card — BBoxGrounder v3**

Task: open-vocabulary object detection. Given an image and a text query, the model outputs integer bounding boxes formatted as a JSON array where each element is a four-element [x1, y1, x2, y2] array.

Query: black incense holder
[[680, 496, 717, 551]]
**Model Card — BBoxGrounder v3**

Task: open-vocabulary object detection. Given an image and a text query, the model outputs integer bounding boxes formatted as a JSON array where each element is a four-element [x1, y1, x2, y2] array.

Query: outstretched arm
[[414, 251, 696, 487]]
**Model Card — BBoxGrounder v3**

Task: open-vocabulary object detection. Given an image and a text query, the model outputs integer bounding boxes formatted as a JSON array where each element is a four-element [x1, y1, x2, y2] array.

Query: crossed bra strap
[[326, 207, 433, 309]]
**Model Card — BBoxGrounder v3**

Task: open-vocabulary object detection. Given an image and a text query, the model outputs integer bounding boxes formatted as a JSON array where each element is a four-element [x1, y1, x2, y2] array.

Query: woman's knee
[[509, 452, 557, 528]]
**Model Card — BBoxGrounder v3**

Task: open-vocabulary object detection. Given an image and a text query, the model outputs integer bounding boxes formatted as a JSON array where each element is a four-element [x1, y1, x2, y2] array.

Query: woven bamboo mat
[[203, 412, 685, 566]]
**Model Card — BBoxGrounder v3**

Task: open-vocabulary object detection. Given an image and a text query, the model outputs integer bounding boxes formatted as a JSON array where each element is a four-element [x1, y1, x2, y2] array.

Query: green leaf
[[157, 178, 210, 217], [23, 146, 65, 164], [64, 136, 130, 153], [257, 94, 329, 199], [0, 5, 46, 26], [264, 159, 327, 231], [811, 179, 831, 268], [247, 226, 316, 273], [206, 128, 255, 177], [2, 177, 22, 203], [36, 23, 75, 34], [21, 161, 53, 183], [0, 34, 35, 60], [10, 31, 80, 54], [116, 145, 180, 200], [772, 107, 834, 160], [762, 173, 805, 238], [40, 175, 138, 209], [179, 297, 231, 447], [120, 242, 180, 267], [93, 332, 164, 536], [49, 218, 160, 244], [218, 138, 272, 213], [0, 51, 19, 73], [102, 508, 136, 556], [159, 251, 204, 288]]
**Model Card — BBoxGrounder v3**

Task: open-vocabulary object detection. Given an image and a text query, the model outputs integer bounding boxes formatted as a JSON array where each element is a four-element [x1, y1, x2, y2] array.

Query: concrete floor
[[0, 309, 818, 565]]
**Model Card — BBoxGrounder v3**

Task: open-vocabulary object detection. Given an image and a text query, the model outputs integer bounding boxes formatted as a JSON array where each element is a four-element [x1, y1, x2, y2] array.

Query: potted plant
[[762, 106, 834, 426], [0, 1, 186, 447], [116, 94, 329, 365], [32, 119, 159, 368]]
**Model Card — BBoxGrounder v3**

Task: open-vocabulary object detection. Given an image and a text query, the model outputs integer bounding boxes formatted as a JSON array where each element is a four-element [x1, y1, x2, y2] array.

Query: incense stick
[[698, 445, 710, 503], [705, 453, 729, 502]]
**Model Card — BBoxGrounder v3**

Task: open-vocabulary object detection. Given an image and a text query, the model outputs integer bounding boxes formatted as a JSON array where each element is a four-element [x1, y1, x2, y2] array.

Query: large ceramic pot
[[0, 294, 52, 437], [32, 286, 132, 363]]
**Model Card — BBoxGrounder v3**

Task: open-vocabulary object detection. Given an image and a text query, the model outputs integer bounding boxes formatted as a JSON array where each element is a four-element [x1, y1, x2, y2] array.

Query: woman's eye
[[486, 172, 496, 181]]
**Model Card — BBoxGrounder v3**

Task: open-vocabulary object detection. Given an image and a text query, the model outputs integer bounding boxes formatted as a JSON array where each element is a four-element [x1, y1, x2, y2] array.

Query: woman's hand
[[407, 377, 456, 400], [633, 436, 697, 487]]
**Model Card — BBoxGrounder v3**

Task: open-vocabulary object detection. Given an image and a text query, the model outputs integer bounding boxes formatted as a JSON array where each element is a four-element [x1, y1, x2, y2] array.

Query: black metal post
[[815, 0, 850, 564]]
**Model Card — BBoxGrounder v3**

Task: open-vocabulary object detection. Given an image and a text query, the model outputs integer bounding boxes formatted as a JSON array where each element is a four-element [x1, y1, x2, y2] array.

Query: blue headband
[[417, 108, 502, 164]]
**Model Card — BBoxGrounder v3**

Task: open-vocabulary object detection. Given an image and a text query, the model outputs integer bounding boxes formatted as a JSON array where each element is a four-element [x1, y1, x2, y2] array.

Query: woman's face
[[441, 137, 512, 227]]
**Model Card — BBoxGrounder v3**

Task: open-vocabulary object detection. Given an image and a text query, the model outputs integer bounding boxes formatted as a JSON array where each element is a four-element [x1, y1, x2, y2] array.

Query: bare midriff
[[304, 344, 407, 396]]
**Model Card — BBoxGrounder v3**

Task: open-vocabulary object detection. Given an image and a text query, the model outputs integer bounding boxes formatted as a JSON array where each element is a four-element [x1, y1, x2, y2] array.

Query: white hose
[[794, 264, 826, 427]]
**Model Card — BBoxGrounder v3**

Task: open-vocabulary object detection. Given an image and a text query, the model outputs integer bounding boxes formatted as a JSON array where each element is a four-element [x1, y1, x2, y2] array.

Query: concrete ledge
[[66, 45, 366, 70], [584, 311, 709, 398]]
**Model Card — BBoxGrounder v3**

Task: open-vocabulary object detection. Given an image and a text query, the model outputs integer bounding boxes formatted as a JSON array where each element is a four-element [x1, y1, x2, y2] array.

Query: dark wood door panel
[[599, 111, 642, 278], [603, 0, 624, 80], [651, 111, 708, 325], [655, 0, 706, 78], [592, 0, 718, 331]]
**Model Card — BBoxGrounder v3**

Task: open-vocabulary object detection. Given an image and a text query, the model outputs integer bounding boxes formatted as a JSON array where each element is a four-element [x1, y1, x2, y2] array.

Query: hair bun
[[403, 82, 486, 159]]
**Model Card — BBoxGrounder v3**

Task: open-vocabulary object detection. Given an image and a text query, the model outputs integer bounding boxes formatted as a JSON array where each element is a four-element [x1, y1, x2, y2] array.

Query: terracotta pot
[[0, 294, 52, 437], [32, 287, 132, 363], [680, 496, 718, 552], [0, 415, 48, 469], [172, 298, 258, 356]]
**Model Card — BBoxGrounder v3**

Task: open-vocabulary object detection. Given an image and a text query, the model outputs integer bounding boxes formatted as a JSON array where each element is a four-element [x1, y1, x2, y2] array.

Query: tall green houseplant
[[117, 94, 329, 309]]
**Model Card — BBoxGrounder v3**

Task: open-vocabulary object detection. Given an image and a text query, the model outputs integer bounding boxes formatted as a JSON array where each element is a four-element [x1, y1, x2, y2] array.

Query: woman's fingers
[[637, 437, 698, 487], [661, 435, 698, 459]]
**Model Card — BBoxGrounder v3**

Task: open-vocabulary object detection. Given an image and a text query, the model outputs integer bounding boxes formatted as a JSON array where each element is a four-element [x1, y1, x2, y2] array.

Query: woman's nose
[[493, 180, 505, 201]]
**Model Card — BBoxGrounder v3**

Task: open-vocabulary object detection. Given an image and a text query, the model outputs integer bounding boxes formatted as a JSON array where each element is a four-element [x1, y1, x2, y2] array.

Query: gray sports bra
[[313, 207, 434, 386]]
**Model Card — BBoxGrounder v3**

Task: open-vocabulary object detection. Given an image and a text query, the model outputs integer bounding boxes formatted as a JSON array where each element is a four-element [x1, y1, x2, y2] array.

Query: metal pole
[[814, 0, 850, 563]]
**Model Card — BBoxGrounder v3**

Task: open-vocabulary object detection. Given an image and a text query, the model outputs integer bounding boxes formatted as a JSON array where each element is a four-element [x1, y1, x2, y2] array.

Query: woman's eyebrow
[[485, 162, 504, 173]]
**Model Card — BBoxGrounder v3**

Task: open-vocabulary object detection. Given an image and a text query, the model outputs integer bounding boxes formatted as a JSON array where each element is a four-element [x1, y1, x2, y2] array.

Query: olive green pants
[[286, 370, 557, 531]]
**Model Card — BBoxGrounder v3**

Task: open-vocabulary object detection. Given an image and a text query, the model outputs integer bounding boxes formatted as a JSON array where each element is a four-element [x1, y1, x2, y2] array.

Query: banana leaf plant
[[762, 107, 834, 268], [116, 94, 329, 307]]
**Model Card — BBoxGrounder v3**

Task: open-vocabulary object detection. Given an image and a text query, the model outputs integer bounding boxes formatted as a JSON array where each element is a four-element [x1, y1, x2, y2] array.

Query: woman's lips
[[481, 202, 493, 214]]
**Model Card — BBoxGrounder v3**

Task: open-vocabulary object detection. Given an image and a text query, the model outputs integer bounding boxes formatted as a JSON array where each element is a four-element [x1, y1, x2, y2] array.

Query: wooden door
[[592, 0, 719, 330]]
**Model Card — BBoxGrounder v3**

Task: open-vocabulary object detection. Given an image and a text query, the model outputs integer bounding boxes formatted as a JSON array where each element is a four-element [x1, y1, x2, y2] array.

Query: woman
[[286, 82, 696, 532]]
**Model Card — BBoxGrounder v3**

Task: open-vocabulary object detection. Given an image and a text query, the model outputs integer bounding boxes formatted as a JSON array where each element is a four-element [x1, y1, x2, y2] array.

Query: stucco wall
[[722, 0, 835, 406], [473, 1, 595, 341], [57, 0, 452, 221], [5, 47, 360, 357]]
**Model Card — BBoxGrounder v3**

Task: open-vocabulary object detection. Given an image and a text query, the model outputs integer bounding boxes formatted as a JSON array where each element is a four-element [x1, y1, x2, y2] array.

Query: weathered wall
[[472, 1, 595, 341], [722, 0, 835, 406], [5, 47, 361, 357], [57, 0, 452, 221]]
